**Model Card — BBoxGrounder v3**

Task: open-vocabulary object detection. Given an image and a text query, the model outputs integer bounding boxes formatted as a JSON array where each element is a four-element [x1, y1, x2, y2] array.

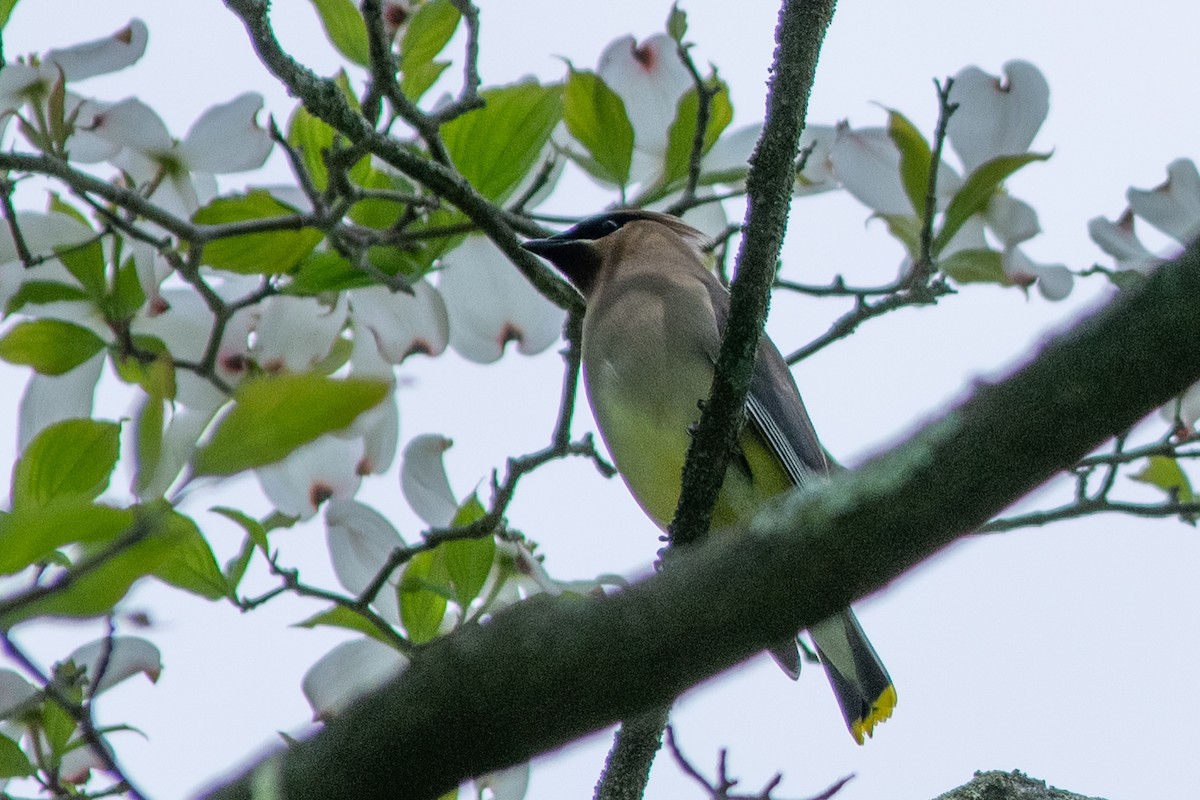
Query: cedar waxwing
[[521, 210, 895, 743]]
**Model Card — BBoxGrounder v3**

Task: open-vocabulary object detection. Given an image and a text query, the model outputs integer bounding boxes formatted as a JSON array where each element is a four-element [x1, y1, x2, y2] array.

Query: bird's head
[[521, 210, 708, 298]]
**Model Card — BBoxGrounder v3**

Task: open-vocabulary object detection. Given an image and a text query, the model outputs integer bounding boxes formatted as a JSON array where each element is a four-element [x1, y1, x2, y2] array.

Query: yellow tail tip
[[850, 684, 897, 745]]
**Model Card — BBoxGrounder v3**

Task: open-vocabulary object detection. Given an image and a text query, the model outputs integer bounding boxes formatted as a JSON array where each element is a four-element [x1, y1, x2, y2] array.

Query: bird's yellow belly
[[587, 373, 792, 534]]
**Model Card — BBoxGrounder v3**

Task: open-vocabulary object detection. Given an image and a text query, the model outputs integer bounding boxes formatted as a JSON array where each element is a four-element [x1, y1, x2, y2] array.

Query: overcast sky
[[3, 2, 1200, 799]]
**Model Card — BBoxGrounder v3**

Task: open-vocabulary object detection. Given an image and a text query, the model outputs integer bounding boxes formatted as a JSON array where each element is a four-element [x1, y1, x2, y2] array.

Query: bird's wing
[[700, 272, 829, 487]]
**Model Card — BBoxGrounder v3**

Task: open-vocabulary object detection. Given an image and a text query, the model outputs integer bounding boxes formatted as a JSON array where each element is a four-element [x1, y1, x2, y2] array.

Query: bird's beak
[[520, 235, 572, 259]]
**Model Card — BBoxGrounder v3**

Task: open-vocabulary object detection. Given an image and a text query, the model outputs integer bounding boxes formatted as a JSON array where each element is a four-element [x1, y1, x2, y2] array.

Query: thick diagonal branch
[[201, 199, 1200, 800]]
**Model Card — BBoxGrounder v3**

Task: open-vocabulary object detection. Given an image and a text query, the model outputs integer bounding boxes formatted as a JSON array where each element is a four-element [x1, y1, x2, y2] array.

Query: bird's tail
[[810, 608, 895, 744]]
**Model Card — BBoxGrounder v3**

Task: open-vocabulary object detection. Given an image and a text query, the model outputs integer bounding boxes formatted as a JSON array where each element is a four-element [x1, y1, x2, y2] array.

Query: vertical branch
[[595, 2, 839, 799], [669, 0, 836, 547]]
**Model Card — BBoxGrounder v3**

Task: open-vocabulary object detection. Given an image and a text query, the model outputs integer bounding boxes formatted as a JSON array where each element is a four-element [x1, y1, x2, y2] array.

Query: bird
[[521, 209, 895, 743]]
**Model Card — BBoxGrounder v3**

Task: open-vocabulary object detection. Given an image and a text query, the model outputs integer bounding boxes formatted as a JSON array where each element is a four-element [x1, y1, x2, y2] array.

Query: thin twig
[[784, 278, 953, 364], [0, 633, 149, 800]]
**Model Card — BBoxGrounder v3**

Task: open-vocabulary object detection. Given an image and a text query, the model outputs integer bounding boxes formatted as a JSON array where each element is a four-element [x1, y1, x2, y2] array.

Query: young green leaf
[[667, 3, 688, 43], [295, 605, 397, 645], [400, 548, 450, 644], [152, 511, 229, 600], [399, 0, 461, 100], [0, 732, 34, 779], [5, 280, 90, 316], [308, 0, 370, 66], [194, 374, 390, 476], [211, 507, 271, 552], [0, 318, 105, 375], [444, 495, 494, 608], [55, 238, 105, 298], [1131, 456, 1194, 504], [12, 419, 120, 510], [938, 248, 1006, 284], [441, 82, 563, 203], [886, 108, 933, 217], [934, 151, 1051, 255], [0, 502, 136, 576], [287, 105, 336, 191], [562, 68, 634, 187], [0, 0, 21, 31], [660, 79, 733, 189], [135, 395, 165, 501], [193, 191, 324, 275]]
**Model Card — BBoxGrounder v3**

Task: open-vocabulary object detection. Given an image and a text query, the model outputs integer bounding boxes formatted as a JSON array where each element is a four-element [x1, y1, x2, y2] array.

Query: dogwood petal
[[17, 353, 104, 452], [1088, 210, 1162, 273], [302, 639, 408, 721], [1126, 158, 1200, 246], [178, 93, 273, 174], [1163, 382, 1200, 430], [475, 762, 531, 800], [88, 97, 173, 155], [439, 236, 565, 363], [257, 435, 364, 519], [44, 19, 149, 82], [0, 670, 37, 719], [136, 404, 222, 500], [66, 636, 161, 695], [350, 280, 449, 363], [326, 499, 406, 591], [829, 125, 912, 215], [947, 60, 1049, 173], [986, 194, 1040, 247], [597, 33, 691, 176], [1002, 247, 1073, 300], [254, 294, 348, 373], [400, 434, 459, 528]]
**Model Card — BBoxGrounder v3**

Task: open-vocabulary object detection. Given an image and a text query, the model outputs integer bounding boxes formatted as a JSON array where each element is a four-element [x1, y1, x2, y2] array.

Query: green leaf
[[1131, 456, 1194, 503], [0, 502, 135, 576], [666, 3, 688, 42], [287, 105, 336, 191], [40, 700, 77, 764], [0, 732, 34, 779], [308, 0, 370, 66], [886, 108, 933, 218], [400, 548, 449, 644], [113, 335, 176, 399], [12, 419, 120, 510], [441, 82, 563, 203], [194, 374, 390, 476], [3, 532, 180, 624], [193, 191, 324, 275], [348, 167, 410, 229], [0, 0, 20, 31], [295, 605, 396, 644], [562, 68, 634, 187], [660, 79, 734, 189], [444, 495, 493, 608], [55, 238, 105, 298], [103, 253, 148, 323], [0, 318, 105, 375], [938, 248, 1006, 284], [211, 507, 270, 552], [879, 213, 922, 258], [399, 0, 461, 100], [5, 280, 90, 316], [934, 151, 1051, 255], [286, 252, 373, 295], [152, 512, 229, 600], [134, 395, 164, 498]]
